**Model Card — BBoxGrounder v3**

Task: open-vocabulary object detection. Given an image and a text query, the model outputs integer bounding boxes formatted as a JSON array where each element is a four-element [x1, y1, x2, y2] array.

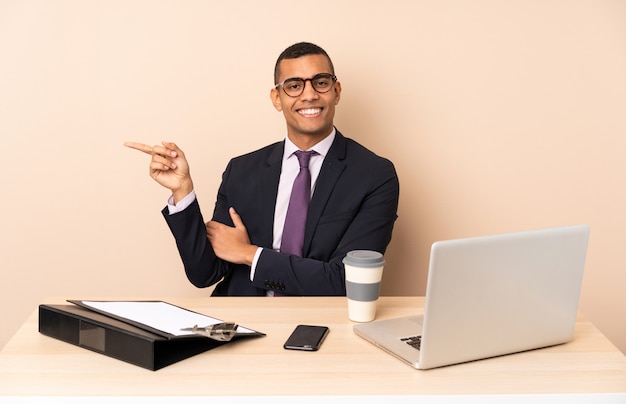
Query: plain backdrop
[[1, 0, 625, 354]]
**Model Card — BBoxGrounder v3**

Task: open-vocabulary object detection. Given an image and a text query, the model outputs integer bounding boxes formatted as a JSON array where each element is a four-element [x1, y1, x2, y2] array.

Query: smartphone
[[283, 325, 329, 351]]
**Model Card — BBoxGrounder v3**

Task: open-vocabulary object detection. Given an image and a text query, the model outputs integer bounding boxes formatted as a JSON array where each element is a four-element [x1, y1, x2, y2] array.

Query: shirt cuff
[[249, 247, 264, 281], [166, 190, 196, 215]]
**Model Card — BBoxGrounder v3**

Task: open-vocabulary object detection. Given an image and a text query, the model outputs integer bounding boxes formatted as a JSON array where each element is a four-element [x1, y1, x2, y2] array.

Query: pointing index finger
[[124, 141, 155, 155]]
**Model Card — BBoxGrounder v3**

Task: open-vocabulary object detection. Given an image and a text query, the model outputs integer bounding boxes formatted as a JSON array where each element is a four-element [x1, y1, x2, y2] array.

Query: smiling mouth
[[297, 107, 322, 117]]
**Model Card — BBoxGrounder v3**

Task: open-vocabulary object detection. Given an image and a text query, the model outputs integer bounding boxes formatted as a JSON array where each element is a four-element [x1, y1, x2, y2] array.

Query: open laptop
[[353, 224, 590, 370]]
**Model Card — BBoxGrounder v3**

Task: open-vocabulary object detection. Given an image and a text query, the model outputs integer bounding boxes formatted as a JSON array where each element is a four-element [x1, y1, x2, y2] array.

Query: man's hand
[[124, 141, 193, 203], [206, 207, 258, 266]]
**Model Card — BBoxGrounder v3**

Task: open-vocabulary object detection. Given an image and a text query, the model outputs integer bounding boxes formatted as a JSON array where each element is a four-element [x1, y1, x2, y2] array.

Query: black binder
[[38, 302, 264, 371]]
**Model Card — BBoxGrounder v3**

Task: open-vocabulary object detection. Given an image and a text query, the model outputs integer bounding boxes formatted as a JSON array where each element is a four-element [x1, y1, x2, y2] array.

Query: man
[[125, 42, 399, 296]]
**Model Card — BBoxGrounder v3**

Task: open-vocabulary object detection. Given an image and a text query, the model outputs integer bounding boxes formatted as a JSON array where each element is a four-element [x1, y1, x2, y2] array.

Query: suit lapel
[[303, 132, 347, 254], [259, 141, 284, 248]]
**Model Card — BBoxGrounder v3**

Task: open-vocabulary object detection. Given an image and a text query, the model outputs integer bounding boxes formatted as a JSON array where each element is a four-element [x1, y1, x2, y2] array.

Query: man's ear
[[333, 81, 342, 105], [270, 88, 282, 111]]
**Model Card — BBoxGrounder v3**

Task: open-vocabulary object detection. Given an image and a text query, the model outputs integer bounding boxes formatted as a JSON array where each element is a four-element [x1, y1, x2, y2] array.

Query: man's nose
[[300, 79, 319, 99]]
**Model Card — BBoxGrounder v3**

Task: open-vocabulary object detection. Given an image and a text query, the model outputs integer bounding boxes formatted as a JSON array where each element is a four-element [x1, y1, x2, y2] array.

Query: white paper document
[[79, 300, 256, 337]]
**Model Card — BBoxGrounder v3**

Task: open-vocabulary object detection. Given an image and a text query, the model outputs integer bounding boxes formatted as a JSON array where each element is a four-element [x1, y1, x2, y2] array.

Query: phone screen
[[283, 325, 329, 351]]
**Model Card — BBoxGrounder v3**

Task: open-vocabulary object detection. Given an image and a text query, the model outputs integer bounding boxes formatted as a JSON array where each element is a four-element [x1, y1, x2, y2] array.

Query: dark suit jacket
[[163, 130, 399, 296]]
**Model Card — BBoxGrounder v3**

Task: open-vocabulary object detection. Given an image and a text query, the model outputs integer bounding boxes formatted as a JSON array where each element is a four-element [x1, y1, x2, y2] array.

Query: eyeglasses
[[275, 73, 337, 97]]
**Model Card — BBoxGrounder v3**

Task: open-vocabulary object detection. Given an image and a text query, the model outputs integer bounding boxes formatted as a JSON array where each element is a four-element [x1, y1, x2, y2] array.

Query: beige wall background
[[1, 0, 625, 354]]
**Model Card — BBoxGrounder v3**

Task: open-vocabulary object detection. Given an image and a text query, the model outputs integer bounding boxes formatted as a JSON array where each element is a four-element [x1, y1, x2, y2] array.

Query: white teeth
[[299, 108, 321, 115]]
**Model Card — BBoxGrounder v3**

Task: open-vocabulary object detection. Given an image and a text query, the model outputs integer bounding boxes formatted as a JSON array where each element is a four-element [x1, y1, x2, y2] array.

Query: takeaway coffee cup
[[343, 250, 385, 322]]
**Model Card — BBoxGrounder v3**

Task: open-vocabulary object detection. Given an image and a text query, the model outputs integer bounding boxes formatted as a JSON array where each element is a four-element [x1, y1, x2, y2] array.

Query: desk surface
[[1, 296, 625, 397]]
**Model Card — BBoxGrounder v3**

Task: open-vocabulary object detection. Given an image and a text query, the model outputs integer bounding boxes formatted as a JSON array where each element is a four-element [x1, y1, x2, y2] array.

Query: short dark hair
[[274, 42, 335, 84]]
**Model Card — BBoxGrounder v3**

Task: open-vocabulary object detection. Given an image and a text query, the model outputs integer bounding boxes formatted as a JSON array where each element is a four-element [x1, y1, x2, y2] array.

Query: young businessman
[[125, 42, 399, 296]]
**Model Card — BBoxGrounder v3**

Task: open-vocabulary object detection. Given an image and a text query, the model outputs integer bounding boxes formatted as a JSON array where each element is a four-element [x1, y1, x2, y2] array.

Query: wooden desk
[[1, 297, 625, 399]]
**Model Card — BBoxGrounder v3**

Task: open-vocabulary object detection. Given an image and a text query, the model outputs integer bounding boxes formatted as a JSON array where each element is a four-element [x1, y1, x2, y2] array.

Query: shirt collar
[[284, 128, 336, 159]]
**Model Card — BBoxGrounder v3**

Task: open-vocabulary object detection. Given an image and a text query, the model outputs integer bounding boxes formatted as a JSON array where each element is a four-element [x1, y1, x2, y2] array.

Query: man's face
[[270, 54, 341, 142]]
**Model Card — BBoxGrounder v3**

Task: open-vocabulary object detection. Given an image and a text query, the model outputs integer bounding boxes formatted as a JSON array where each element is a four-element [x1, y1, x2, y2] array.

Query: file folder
[[38, 302, 264, 370]]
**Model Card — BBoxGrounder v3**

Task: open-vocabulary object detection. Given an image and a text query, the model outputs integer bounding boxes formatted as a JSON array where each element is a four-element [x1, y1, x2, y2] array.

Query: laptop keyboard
[[401, 335, 422, 351]]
